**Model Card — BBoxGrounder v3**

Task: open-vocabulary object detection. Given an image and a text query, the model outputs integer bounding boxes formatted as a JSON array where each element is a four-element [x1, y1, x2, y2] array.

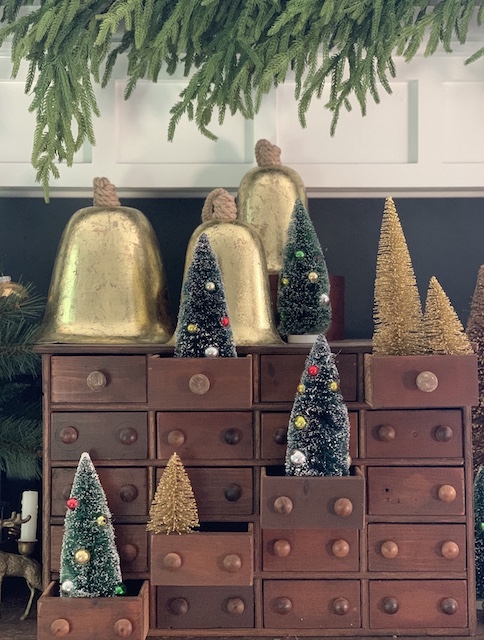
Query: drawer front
[[365, 354, 478, 408], [50, 524, 148, 574], [261, 473, 364, 529], [260, 353, 357, 403], [367, 467, 465, 516], [367, 524, 466, 572], [157, 586, 254, 628], [263, 579, 360, 629], [365, 410, 463, 459], [157, 412, 253, 460], [156, 467, 253, 517], [52, 467, 148, 517], [51, 412, 148, 460], [148, 356, 252, 409], [261, 412, 358, 461], [369, 580, 468, 629], [151, 532, 253, 586], [51, 356, 147, 404], [262, 529, 359, 572]]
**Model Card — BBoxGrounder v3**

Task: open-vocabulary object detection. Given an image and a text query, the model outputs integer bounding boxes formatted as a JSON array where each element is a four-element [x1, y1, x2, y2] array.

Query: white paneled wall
[[1, 28, 484, 196]]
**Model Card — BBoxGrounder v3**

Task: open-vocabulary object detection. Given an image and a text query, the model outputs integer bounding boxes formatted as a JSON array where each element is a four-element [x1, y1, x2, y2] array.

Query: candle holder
[[17, 539, 36, 556]]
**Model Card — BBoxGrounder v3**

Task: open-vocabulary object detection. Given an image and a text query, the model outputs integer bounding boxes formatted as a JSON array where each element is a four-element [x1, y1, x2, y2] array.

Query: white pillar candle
[[20, 490, 38, 542]]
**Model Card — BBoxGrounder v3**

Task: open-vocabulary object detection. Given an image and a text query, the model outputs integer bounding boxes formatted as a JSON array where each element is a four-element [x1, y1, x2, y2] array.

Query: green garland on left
[[1, 1, 483, 200]]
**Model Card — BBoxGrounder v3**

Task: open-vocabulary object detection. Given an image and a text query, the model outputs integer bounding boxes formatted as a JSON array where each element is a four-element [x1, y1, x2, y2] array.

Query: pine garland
[[1, 1, 483, 198]]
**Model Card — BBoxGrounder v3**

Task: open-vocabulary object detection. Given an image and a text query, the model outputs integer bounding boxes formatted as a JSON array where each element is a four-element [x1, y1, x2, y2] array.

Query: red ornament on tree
[[67, 497, 78, 510], [221, 316, 230, 327], [308, 365, 319, 376]]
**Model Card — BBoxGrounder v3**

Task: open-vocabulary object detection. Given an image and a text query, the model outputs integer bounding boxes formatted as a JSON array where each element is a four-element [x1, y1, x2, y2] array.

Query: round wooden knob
[[334, 497, 353, 517], [381, 540, 399, 559], [163, 552, 182, 570], [224, 428, 241, 445], [120, 543, 138, 563], [438, 484, 457, 502], [224, 483, 242, 502], [119, 484, 138, 502], [441, 597, 458, 615], [226, 597, 245, 615], [377, 425, 396, 442], [441, 540, 460, 559], [273, 539, 291, 557], [114, 618, 133, 637], [50, 618, 71, 637], [434, 425, 454, 442], [382, 596, 399, 614], [167, 429, 186, 446], [273, 496, 293, 515], [331, 539, 350, 558], [274, 597, 293, 615], [169, 597, 189, 615], [332, 597, 350, 615], [416, 370, 439, 392], [118, 427, 138, 445], [59, 426, 78, 444], [86, 370, 107, 391], [223, 554, 242, 572], [273, 427, 287, 445], [188, 373, 210, 395]]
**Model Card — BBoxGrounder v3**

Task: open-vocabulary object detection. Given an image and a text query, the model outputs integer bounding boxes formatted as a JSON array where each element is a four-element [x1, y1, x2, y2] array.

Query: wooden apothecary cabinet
[[37, 342, 479, 638]]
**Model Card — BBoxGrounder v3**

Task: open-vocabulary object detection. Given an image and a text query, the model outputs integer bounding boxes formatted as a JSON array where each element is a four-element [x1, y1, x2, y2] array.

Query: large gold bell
[[237, 139, 308, 274], [172, 189, 282, 346], [39, 179, 173, 343]]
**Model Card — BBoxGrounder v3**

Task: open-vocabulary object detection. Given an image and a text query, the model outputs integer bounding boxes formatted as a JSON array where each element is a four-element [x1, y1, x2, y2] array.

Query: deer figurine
[[0, 511, 42, 620]]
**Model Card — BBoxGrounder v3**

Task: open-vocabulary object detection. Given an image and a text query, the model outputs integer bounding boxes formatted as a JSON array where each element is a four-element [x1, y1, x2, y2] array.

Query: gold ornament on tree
[[237, 139, 308, 274], [372, 197, 426, 356], [423, 276, 473, 355], [147, 453, 199, 535], [467, 265, 484, 474], [0, 276, 28, 299], [39, 177, 173, 344], [172, 188, 282, 346]]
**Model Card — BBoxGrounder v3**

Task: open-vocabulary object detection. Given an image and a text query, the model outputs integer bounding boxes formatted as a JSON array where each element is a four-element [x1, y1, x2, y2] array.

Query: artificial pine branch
[[1, 0, 483, 196]]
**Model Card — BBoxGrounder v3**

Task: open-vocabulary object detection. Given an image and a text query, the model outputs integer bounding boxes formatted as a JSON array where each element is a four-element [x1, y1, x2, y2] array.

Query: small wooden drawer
[[156, 586, 254, 628], [155, 467, 253, 517], [365, 410, 463, 459], [367, 467, 465, 516], [262, 528, 359, 572], [52, 467, 148, 517], [50, 356, 147, 404], [51, 412, 148, 460], [50, 524, 148, 574], [157, 412, 253, 460], [260, 353, 357, 403], [37, 580, 149, 640], [261, 412, 358, 461], [263, 579, 361, 629], [260, 471, 364, 529], [367, 524, 466, 572], [369, 579, 468, 629], [148, 356, 252, 410], [150, 531, 253, 586], [364, 354, 478, 408]]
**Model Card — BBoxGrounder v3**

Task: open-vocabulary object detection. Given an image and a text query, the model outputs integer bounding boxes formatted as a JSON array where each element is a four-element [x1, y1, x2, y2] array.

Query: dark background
[[0, 196, 482, 339]]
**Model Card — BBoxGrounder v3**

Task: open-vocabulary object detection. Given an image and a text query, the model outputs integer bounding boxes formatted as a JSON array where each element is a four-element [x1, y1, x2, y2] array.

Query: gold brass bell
[[237, 139, 308, 274], [39, 178, 173, 344], [171, 189, 282, 346]]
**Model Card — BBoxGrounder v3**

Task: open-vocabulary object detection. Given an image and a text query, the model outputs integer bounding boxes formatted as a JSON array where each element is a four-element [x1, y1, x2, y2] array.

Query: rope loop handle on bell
[[201, 188, 237, 222], [93, 177, 121, 207], [255, 139, 281, 167]]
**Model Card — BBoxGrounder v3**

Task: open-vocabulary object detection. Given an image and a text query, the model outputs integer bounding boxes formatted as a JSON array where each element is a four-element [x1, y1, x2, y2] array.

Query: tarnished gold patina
[[39, 206, 173, 343]]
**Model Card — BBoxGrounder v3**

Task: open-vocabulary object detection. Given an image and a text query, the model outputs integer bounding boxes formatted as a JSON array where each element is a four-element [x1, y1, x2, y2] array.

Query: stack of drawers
[[38, 342, 478, 638]]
